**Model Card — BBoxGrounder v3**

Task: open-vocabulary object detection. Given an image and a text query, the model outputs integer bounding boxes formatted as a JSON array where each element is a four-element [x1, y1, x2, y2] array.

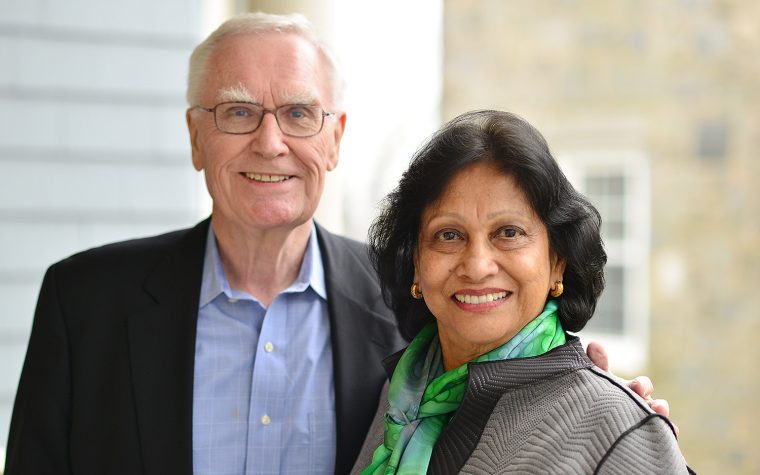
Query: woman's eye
[[434, 230, 460, 241], [496, 227, 520, 239]]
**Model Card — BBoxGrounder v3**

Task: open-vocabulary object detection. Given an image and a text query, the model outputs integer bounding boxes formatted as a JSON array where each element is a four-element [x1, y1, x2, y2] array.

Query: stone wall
[[444, 1, 759, 473]]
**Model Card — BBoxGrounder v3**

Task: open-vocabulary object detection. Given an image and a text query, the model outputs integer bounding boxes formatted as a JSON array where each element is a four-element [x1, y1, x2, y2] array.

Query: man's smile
[[241, 172, 292, 183]]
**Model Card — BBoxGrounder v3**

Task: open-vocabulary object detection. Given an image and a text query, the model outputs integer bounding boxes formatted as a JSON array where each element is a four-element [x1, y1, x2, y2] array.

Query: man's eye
[[224, 106, 256, 119], [283, 106, 315, 121]]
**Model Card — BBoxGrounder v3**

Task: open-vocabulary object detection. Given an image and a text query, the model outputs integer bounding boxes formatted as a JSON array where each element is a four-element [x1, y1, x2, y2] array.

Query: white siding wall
[[0, 0, 205, 452]]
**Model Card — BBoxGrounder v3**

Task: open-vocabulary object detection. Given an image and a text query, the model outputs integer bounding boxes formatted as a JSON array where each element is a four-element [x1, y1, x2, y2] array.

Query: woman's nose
[[457, 240, 499, 282]]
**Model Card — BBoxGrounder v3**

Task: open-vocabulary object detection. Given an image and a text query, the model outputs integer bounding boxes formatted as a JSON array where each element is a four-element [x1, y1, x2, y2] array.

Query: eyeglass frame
[[193, 101, 336, 138]]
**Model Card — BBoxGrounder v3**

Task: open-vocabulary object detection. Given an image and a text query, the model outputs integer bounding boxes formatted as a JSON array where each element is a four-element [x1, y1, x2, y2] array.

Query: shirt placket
[[246, 296, 287, 474]]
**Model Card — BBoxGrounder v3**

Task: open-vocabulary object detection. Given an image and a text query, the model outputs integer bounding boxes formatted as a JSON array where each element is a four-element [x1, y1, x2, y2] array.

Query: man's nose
[[251, 112, 288, 159]]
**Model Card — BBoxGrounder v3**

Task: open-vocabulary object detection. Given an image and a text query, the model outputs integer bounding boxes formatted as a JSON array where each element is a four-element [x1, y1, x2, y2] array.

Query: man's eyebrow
[[218, 83, 257, 103], [216, 84, 321, 106], [278, 90, 320, 105]]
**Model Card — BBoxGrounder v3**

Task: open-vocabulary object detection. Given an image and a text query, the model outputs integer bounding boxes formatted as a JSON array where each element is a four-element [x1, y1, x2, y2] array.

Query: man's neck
[[211, 218, 314, 307]]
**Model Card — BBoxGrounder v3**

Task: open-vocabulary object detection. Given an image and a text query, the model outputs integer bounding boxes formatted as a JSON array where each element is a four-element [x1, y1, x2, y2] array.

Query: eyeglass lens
[[214, 103, 324, 136]]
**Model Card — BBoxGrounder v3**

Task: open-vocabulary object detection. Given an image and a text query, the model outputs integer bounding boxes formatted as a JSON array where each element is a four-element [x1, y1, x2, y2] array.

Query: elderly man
[[5, 12, 666, 475]]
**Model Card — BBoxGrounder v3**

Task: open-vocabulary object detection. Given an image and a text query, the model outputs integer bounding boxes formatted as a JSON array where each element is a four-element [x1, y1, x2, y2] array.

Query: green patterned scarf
[[362, 299, 565, 475]]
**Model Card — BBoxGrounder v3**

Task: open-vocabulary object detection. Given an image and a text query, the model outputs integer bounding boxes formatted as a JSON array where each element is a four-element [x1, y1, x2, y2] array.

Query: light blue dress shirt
[[192, 223, 336, 474]]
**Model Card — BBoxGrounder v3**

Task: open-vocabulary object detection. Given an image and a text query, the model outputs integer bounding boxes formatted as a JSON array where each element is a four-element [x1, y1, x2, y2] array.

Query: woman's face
[[415, 162, 565, 370]]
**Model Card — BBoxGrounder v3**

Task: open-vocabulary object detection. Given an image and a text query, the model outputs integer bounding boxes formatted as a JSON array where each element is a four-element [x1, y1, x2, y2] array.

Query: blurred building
[[444, 0, 759, 473]]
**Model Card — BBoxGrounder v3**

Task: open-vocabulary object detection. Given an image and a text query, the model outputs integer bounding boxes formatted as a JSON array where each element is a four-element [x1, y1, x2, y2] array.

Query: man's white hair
[[187, 12, 344, 109]]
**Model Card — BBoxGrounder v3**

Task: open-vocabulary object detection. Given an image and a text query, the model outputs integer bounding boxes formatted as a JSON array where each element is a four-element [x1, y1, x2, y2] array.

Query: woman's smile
[[452, 288, 511, 310]]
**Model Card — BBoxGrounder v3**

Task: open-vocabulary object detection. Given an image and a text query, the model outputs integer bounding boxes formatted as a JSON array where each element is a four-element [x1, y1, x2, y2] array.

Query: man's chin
[[221, 213, 313, 233]]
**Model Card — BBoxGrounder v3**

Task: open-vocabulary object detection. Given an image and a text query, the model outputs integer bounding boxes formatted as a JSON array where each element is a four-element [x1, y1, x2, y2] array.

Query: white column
[[245, 0, 443, 240]]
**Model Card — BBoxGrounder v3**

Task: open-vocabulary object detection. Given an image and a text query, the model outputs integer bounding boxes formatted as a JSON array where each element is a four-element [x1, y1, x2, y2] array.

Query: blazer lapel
[[126, 220, 209, 475], [316, 225, 406, 474]]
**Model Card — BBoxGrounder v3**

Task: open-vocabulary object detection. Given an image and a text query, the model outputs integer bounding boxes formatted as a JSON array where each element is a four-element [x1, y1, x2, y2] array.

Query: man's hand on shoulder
[[585, 341, 679, 437]]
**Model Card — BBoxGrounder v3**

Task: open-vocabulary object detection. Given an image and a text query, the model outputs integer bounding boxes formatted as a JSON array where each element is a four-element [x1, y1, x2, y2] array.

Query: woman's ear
[[412, 248, 420, 284], [551, 254, 567, 283]]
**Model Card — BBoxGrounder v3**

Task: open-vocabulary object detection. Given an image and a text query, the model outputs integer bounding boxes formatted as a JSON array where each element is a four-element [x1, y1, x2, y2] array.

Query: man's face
[[187, 33, 346, 234]]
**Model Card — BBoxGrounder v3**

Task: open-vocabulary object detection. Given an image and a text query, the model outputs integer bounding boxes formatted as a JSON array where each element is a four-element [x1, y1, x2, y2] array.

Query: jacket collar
[[378, 335, 593, 473], [429, 336, 592, 474]]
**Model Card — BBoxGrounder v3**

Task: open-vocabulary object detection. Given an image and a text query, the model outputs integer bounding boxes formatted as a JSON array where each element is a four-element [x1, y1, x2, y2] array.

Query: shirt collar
[[297, 222, 328, 300], [199, 221, 327, 307]]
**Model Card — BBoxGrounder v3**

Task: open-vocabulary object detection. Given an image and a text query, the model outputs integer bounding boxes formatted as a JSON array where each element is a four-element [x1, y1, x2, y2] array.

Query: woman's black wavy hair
[[368, 110, 607, 341]]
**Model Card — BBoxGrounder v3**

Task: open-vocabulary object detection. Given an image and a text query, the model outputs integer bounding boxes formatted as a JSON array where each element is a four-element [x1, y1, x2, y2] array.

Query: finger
[[629, 376, 654, 398], [648, 398, 670, 418], [586, 342, 609, 371]]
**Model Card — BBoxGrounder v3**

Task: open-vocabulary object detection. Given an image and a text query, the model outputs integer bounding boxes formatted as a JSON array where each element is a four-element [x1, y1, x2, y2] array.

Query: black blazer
[[5, 219, 405, 475]]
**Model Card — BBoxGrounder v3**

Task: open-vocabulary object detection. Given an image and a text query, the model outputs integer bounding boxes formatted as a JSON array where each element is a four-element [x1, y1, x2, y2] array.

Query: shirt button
[[227, 298, 238, 303], [261, 414, 271, 426], [264, 342, 274, 353]]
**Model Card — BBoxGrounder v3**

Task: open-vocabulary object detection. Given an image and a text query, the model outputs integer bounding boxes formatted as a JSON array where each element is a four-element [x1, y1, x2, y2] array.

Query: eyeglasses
[[194, 102, 335, 137]]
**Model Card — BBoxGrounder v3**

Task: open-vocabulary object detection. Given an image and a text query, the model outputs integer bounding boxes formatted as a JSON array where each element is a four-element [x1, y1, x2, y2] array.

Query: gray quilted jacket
[[351, 336, 694, 474]]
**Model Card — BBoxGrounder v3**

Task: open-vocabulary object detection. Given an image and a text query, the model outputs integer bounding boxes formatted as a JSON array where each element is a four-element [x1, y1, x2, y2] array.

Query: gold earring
[[550, 281, 564, 298], [410, 282, 423, 299]]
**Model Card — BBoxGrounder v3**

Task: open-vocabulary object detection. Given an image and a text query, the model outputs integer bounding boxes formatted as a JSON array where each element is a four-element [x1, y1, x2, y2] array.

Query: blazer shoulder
[[569, 367, 680, 437], [53, 221, 207, 275], [315, 223, 400, 338], [315, 225, 373, 265], [584, 366, 675, 424], [315, 224, 380, 291], [457, 364, 686, 474], [45, 220, 208, 305]]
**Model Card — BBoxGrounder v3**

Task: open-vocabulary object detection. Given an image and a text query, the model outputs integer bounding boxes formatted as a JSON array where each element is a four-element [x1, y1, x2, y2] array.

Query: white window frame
[[558, 150, 650, 374]]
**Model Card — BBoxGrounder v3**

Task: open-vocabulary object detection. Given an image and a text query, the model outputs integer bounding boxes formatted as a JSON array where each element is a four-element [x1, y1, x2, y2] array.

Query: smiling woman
[[369, 110, 605, 345], [355, 110, 693, 474], [415, 164, 566, 371]]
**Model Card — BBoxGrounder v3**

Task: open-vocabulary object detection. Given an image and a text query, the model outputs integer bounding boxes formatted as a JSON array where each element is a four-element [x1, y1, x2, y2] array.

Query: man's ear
[[187, 109, 203, 171], [326, 111, 346, 171]]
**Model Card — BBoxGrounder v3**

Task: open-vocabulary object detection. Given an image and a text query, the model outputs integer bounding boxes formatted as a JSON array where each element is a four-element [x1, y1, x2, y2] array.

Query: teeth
[[454, 291, 508, 304], [244, 173, 290, 183]]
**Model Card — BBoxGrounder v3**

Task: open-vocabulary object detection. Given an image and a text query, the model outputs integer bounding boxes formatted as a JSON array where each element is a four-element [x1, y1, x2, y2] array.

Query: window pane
[[584, 173, 626, 240], [697, 119, 728, 161], [582, 265, 625, 335]]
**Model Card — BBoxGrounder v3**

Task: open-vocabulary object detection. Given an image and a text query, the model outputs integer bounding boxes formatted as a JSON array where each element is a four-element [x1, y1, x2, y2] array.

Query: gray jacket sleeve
[[596, 414, 690, 475]]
